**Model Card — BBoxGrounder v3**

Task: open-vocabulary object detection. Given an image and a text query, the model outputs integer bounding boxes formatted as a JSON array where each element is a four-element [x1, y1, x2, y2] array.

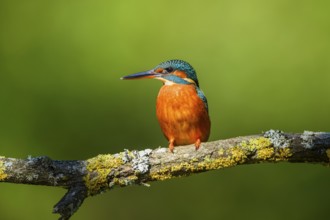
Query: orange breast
[[156, 84, 211, 146]]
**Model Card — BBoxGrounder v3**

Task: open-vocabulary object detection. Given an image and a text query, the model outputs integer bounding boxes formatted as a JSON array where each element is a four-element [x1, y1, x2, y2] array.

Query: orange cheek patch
[[155, 68, 164, 73], [173, 70, 187, 78]]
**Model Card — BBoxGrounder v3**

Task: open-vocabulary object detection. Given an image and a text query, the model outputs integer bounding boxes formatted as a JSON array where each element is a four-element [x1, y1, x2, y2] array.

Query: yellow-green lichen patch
[[326, 149, 330, 161], [150, 166, 173, 181], [231, 147, 248, 162], [112, 175, 139, 187], [197, 158, 234, 171], [190, 157, 199, 163], [257, 147, 274, 160], [84, 154, 124, 195], [218, 148, 225, 156], [275, 148, 293, 161], [239, 137, 275, 160], [150, 161, 206, 181], [150, 147, 249, 181], [0, 157, 7, 181], [197, 147, 247, 170], [240, 137, 272, 152], [240, 137, 294, 161]]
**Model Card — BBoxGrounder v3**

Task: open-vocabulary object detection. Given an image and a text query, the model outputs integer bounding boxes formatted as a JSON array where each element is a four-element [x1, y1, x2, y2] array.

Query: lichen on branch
[[0, 157, 8, 181], [0, 130, 329, 220]]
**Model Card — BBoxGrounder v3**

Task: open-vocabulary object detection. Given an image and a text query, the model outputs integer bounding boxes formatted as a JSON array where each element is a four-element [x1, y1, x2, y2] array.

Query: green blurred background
[[1, 0, 330, 219]]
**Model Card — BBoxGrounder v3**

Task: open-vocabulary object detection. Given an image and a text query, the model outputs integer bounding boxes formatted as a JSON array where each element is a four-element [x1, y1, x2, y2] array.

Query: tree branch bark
[[0, 130, 329, 220]]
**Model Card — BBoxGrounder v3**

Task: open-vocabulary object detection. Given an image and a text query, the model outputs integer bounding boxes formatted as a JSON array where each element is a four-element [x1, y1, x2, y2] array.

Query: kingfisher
[[121, 59, 211, 152]]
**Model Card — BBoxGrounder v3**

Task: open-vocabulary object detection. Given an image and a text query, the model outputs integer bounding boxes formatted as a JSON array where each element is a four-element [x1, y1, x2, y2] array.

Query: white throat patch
[[164, 80, 175, 85]]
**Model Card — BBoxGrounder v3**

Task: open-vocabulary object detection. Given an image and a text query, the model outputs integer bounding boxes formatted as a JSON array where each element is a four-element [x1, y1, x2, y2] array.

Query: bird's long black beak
[[120, 70, 160, 80]]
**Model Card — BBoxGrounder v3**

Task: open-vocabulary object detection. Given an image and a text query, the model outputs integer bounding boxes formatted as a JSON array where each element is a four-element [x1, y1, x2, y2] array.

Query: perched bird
[[121, 59, 210, 152]]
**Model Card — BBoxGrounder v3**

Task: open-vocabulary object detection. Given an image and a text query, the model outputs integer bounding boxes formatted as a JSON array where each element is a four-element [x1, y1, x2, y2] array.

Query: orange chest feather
[[156, 84, 207, 119], [156, 84, 210, 144]]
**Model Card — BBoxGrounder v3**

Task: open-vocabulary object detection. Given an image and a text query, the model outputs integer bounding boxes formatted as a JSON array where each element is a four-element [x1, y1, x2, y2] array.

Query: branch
[[1, 130, 329, 219]]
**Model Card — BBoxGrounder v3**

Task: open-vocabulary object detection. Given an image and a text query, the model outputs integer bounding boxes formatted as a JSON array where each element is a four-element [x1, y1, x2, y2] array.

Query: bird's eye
[[164, 67, 173, 73]]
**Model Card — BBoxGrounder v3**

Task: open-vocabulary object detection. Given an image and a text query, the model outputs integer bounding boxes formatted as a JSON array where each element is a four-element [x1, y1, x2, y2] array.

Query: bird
[[121, 59, 210, 152]]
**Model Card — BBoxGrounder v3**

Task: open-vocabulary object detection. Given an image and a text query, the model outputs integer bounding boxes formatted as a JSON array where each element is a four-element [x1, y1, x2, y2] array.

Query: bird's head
[[121, 59, 199, 87]]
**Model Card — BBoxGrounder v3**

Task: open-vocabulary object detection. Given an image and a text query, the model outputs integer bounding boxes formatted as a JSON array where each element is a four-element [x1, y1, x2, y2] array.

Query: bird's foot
[[168, 139, 175, 153], [195, 139, 201, 150]]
